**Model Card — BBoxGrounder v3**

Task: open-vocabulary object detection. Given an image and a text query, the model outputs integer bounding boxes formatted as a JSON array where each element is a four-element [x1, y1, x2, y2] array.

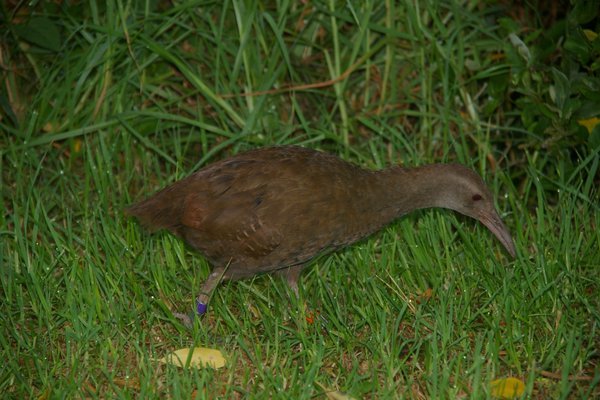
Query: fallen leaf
[[158, 347, 226, 369], [43, 121, 60, 132], [113, 376, 141, 390], [578, 117, 600, 134], [324, 390, 356, 400], [583, 29, 598, 41], [306, 310, 321, 325], [36, 388, 51, 400], [316, 382, 357, 400], [73, 139, 82, 153], [490, 377, 525, 399], [417, 288, 433, 303]]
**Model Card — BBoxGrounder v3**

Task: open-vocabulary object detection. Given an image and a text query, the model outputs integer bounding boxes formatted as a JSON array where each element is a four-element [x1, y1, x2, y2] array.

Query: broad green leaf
[[508, 33, 531, 63], [550, 68, 570, 113], [13, 17, 61, 52]]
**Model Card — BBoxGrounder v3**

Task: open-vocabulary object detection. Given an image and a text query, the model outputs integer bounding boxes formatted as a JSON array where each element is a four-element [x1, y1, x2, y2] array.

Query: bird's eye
[[472, 194, 483, 201]]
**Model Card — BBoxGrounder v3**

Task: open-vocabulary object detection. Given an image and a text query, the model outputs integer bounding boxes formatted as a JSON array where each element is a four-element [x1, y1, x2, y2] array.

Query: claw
[[173, 312, 195, 328], [172, 301, 207, 329]]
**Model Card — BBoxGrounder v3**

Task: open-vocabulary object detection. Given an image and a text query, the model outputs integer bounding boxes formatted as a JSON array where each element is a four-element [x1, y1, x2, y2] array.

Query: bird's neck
[[366, 164, 454, 223]]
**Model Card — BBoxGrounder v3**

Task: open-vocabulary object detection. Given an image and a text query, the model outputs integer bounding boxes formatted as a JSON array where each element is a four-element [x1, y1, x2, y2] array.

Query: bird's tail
[[125, 184, 185, 233]]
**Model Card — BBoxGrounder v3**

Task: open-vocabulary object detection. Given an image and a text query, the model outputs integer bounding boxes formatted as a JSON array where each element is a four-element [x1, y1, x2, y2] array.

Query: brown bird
[[126, 146, 515, 322]]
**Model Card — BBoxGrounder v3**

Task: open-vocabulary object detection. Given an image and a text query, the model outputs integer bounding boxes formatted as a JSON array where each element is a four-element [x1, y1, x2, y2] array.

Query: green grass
[[2, 1, 599, 398]]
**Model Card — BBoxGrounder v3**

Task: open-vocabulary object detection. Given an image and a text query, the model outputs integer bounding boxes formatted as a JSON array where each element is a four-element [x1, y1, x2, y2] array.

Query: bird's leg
[[173, 267, 225, 327], [277, 264, 323, 325], [276, 264, 305, 296], [194, 267, 226, 314]]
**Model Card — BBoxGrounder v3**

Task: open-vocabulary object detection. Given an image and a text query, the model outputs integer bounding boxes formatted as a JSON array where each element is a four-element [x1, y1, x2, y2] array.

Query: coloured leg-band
[[196, 300, 208, 315]]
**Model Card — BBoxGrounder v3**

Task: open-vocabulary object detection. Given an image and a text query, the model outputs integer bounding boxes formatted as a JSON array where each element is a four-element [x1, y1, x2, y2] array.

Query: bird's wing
[[180, 186, 282, 258]]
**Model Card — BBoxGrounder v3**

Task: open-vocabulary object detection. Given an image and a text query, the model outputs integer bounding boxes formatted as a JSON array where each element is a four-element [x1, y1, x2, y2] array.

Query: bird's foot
[[173, 311, 196, 329], [173, 298, 208, 329]]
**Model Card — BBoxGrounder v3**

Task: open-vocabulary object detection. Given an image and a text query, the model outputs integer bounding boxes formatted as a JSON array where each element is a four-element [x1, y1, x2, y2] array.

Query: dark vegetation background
[[1, 0, 599, 398]]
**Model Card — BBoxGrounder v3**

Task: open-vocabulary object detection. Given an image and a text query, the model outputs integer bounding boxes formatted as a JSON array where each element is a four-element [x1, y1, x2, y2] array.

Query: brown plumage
[[126, 146, 515, 320]]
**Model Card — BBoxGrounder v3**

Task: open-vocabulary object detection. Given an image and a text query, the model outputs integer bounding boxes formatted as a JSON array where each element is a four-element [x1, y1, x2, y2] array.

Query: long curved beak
[[479, 211, 516, 258]]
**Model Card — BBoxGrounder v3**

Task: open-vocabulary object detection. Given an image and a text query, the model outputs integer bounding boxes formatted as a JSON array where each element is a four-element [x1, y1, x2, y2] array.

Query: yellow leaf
[[316, 382, 357, 400], [490, 377, 525, 399], [158, 347, 226, 369], [73, 139, 82, 153], [43, 121, 59, 132], [583, 29, 598, 41], [578, 117, 600, 134]]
